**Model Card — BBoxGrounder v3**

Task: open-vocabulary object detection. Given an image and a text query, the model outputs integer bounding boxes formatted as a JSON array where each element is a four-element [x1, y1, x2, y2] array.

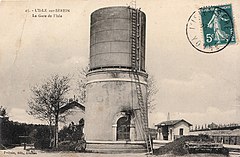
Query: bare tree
[[146, 75, 159, 112], [76, 66, 89, 104], [27, 74, 72, 148]]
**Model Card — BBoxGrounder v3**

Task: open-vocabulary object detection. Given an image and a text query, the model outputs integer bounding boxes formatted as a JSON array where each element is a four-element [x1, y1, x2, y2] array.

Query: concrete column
[[112, 124, 117, 141], [157, 128, 163, 140], [130, 124, 135, 141], [159, 132, 163, 140], [168, 128, 172, 141]]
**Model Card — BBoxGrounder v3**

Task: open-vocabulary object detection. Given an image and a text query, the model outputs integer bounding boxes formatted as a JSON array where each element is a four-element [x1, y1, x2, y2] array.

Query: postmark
[[186, 4, 236, 53]]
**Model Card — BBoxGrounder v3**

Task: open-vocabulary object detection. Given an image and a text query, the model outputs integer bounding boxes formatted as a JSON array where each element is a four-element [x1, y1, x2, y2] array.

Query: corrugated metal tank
[[90, 6, 146, 71]]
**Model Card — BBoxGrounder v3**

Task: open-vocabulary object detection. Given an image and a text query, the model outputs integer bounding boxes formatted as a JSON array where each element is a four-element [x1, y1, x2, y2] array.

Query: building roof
[[59, 100, 85, 114], [155, 119, 192, 127]]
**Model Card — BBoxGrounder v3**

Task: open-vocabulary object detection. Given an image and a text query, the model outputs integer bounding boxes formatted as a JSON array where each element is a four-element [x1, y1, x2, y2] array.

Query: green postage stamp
[[200, 4, 236, 48], [186, 4, 236, 53]]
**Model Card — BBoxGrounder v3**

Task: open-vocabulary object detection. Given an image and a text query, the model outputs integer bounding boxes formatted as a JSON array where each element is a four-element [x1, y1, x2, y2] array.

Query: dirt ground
[[0, 147, 238, 157], [0, 151, 236, 157]]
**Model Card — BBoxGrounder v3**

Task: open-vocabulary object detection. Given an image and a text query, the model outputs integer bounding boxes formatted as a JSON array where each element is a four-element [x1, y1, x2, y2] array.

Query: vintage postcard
[[0, 0, 240, 156]]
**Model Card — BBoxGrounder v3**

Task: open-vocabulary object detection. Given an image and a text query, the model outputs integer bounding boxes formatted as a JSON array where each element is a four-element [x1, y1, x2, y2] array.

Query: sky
[[0, 0, 240, 128]]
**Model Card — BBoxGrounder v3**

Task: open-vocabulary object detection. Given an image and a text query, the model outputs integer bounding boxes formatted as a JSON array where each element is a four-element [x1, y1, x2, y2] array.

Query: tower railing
[[130, 7, 153, 154]]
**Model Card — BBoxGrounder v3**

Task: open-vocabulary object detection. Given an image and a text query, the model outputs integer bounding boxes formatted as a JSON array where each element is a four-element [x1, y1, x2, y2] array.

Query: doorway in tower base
[[117, 117, 130, 140]]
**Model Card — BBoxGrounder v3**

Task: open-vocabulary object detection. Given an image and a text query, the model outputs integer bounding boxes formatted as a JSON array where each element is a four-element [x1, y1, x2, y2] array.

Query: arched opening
[[117, 117, 130, 140]]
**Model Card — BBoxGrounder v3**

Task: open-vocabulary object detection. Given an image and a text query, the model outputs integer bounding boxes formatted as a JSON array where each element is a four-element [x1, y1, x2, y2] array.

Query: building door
[[179, 128, 184, 136], [162, 126, 169, 140], [117, 117, 130, 140]]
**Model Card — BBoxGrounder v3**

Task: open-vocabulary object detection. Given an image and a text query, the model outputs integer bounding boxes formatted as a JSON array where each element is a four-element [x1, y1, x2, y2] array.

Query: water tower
[[85, 6, 150, 149]]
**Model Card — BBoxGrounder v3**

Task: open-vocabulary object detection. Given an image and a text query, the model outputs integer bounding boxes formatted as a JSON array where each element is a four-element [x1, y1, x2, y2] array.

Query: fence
[[211, 135, 240, 145]]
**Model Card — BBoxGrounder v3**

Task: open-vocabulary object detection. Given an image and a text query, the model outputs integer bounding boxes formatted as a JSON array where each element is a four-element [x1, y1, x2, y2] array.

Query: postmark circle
[[186, 6, 235, 54]]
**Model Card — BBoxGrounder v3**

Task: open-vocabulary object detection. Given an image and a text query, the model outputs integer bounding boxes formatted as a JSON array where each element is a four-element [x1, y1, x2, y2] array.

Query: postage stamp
[[200, 4, 236, 48], [186, 4, 236, 53]]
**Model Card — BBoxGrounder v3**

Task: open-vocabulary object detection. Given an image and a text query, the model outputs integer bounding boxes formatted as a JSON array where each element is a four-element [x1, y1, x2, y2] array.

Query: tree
[[146, 75, 159, 112], [0, 106, 7, 148], [27, 74, 72, 148], [76, 66, 89, 104], [0, 106, 7, 117]]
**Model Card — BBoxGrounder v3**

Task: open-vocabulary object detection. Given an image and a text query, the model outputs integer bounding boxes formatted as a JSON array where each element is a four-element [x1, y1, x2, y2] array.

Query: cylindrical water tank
[[85, 6, 148, 143], [90, 6, 146, 71]]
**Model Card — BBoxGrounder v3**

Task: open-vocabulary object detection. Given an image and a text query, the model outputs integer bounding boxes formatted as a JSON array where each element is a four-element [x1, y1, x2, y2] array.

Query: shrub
[[154, 135, 219, 156], [34, 139, 50, 149], [56, 140, 86, 152]]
